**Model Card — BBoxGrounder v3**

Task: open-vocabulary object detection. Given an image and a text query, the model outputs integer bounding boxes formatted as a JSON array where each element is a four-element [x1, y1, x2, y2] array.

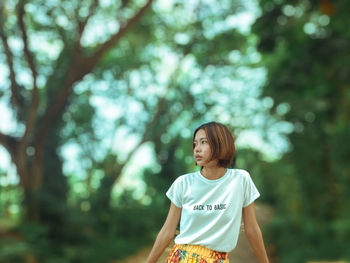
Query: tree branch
[[34, 0, 153, 146], [77, 0, 99, 44], [17, 0, 39, 148], [0, 132, 18, 158], [0, 4, 22, 109], [17, 0, 37, 90], [87, 0, 153, 65], [34, 56, 80, 147]]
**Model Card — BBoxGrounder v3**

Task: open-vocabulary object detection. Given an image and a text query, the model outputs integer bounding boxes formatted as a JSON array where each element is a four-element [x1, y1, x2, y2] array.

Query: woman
[[145, 122, 269, 263]]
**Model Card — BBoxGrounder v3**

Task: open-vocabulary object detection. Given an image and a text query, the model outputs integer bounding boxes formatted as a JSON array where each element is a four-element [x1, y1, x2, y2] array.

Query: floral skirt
[[166, 244, 229, 263]]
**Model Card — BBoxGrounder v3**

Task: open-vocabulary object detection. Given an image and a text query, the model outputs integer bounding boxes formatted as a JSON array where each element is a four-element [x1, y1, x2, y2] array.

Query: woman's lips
[[195, 155, 202, 160]]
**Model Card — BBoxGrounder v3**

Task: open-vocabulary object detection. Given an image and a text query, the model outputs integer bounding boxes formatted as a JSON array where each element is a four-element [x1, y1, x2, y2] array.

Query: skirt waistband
[[175, 244, 229, 260]]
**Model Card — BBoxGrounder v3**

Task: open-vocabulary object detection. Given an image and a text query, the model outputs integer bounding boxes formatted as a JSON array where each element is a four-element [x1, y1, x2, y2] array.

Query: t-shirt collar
[[196, 169, 230, 183]]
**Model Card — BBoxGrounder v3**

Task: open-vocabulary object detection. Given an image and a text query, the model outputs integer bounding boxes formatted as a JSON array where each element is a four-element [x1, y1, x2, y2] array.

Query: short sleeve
[[242, 171, 260, 207], [166, 176, 184, 208]]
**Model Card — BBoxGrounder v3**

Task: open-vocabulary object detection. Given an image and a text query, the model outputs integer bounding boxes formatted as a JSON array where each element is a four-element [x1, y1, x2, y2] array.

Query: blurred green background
[[0, 0, 349, 262]]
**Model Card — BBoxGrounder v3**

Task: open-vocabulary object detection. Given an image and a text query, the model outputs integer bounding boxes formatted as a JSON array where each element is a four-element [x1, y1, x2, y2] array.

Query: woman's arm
[[145, 202, 182, 263], [242, 202, 269, 263]]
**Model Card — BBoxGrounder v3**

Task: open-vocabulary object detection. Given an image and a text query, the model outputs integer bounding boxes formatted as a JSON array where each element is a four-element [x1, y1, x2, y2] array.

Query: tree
[[0, 0, 153, 221]]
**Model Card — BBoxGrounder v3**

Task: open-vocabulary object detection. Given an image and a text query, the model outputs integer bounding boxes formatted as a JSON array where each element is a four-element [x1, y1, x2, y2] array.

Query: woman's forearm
[[146, 203, 181, 263], [245, 226, 269, 263], [145, 228, 174, 263]]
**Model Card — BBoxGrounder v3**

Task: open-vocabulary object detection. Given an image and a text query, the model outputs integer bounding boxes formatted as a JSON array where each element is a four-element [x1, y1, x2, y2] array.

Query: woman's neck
[[201, 166, 227, 180]]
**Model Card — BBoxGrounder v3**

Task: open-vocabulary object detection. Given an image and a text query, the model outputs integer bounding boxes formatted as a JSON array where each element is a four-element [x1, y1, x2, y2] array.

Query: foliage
[[253, 0, 350, 261]]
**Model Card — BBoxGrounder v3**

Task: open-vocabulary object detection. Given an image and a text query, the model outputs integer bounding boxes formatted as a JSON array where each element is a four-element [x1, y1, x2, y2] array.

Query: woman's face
[[193, 129, 213, 166]]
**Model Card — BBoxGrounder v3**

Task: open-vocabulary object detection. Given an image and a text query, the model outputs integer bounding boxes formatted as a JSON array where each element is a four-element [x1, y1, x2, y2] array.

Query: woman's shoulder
[[172, 171, 199, 185], [180, 171, 198, 180], [228, 168, 251, 179]]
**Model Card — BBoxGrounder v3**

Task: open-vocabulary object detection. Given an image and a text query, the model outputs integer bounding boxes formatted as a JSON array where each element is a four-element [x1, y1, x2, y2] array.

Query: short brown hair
[[193, 122, 235, 168]]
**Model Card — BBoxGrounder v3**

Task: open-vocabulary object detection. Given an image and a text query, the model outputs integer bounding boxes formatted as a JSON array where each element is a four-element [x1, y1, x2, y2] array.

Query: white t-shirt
[[166, 168, 260, 252]]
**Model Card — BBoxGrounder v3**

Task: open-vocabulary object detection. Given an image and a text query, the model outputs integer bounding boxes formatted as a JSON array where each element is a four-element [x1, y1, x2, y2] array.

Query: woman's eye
[[202, 141, 207, 144]]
